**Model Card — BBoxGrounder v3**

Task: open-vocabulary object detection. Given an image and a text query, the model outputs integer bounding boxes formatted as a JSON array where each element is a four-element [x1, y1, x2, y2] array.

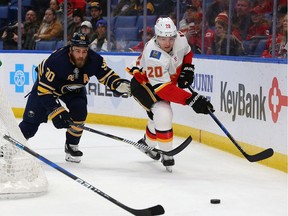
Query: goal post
[[0, 86, 48, 199]]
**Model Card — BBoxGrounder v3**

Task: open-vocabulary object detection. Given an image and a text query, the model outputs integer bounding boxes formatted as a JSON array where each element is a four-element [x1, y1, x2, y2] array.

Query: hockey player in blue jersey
[[19, 32, 131, 163]]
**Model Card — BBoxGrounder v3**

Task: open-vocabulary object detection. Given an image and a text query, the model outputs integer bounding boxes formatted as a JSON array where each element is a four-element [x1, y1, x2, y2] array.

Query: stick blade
[[149, 205, 165, 215], [164, 136, 192, 156], [246, 148, 274, 162], [131, 204, 165, 216]]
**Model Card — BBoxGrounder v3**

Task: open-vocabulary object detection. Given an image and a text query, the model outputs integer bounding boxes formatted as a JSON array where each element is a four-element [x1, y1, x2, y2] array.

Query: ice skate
[[137, 138, 161, 160], [161, 155, 175, 173], [65, 144, 83, 163]]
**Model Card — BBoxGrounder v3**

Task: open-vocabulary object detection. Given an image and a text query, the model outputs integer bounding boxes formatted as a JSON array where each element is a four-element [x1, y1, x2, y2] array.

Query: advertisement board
[[0, 52, 287, 171]]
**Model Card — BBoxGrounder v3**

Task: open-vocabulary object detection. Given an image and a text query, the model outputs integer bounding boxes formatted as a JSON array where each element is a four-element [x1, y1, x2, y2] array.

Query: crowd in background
[[0, 0, 287, 58]]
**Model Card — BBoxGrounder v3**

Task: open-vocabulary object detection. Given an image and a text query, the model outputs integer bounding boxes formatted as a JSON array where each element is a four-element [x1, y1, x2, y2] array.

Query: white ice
[[1, 121, 287, 216]]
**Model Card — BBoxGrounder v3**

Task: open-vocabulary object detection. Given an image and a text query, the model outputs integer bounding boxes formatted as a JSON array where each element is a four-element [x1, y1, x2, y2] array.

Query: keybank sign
[[220, 81, 266, 121]]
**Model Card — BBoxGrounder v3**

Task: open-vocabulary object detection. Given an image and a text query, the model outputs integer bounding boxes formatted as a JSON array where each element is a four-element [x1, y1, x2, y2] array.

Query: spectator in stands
[[80, 20, 95, 42], [1, 10, 39, 50], [50, 0, 64, 25], [23, 10, 40, 50], [232, 0, 253, 41], [252, 0, 273, 14], [277, 4, 287, 32], [205, 0, 229, 28], [88, 1, 105, 31], [128, 27, 154, 52], [186, 13, 215, 54], [67, 8, 84, 41], [262, 14, 287, 58], [1, 23, 24, 50], [212, 12, 245, 56], [179, 5, 199, 35], [131, 0, 155, 15], [246, 6, 270, 40], [90, 19, 115, 52], [91, 0, 107, 17], [243, 6, 270, 55], [58, 0, 87, 16], [34, 8, 63, 42], [278, 0, 287, 13]]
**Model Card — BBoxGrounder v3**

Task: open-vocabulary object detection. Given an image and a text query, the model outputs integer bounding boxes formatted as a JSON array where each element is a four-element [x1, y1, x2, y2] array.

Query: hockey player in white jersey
[[127, 17, 214, 172]]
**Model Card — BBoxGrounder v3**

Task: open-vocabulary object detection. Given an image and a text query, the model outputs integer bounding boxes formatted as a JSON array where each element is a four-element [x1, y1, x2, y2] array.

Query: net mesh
[[0, 86, 48, 199]]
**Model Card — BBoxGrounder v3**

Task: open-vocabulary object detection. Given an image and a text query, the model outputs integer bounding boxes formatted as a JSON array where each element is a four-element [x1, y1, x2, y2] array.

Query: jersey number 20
[[147, 66, 163, 78]]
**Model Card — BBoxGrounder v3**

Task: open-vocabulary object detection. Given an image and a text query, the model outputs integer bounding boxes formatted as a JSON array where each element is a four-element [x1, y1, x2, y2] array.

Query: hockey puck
[[210, 199, 221, 204]]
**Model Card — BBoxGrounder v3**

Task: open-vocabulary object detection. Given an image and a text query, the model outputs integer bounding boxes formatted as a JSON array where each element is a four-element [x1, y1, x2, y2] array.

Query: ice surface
[[1, 122, 287, 216]]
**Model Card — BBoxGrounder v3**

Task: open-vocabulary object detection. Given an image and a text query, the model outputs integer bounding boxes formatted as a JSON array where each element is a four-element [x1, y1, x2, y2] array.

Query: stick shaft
[[3, 135, 163, 216]]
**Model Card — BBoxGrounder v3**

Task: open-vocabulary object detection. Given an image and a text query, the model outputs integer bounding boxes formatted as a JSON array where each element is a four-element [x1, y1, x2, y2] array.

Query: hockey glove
[[113, 79, 131, 96], [186, 92, 214, 114], [129, 67, 148, 84], [178, 64, 195, 88], [48, 106, 72, 129]]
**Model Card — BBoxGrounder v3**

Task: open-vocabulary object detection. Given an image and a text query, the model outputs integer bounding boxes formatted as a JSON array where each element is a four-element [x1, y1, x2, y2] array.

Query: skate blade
[[65, 154, 81, 163], [165, 166, 173, 173]]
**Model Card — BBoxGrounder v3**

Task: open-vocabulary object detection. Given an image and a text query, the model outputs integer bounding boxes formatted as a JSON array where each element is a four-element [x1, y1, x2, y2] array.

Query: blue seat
[[136, 15, 157, 30], [35, 40, 57, 50], [114, 27, 139, 41], [0, 6, 9, 28], [23, 0, 33, 7], [114, 16, 137, 28], [103, 16, 116, 32], [0, 40, 3, 50], [0, 6, 9, 19], [8, 6, 19, 23], [55, 40, 65, 49]]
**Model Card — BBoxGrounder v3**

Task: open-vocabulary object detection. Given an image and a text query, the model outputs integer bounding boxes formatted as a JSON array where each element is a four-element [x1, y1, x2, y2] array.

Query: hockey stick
[[78, 125, 192, 156], [188, 86, 274, 162], [3, 135, 165, 216], [207, 110, 274, 162]]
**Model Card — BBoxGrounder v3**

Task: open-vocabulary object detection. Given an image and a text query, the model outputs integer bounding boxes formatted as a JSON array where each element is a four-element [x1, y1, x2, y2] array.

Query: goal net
[[0, 86, 48, 199]]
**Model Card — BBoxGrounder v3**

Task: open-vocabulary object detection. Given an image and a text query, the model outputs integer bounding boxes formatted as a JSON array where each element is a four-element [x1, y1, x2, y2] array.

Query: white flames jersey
[[138, 31, 191, 87]]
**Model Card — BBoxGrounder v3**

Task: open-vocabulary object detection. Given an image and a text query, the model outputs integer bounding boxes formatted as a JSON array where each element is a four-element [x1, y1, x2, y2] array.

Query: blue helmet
[[70, 32, 90, 47]]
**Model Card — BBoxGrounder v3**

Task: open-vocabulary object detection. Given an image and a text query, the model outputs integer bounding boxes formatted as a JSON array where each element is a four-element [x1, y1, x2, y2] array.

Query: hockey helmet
[[154, 17, 177, 37], [70, 32, 90, 47]]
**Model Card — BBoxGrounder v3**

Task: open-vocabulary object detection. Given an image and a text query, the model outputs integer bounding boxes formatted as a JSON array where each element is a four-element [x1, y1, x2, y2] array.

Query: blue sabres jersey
[[36, 46, 121, 97]]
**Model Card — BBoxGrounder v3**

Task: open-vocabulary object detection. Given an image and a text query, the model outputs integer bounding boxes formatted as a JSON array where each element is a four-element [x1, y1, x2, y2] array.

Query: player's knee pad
[[151, 101, 173, 130], [19, 121, 39, 140]]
